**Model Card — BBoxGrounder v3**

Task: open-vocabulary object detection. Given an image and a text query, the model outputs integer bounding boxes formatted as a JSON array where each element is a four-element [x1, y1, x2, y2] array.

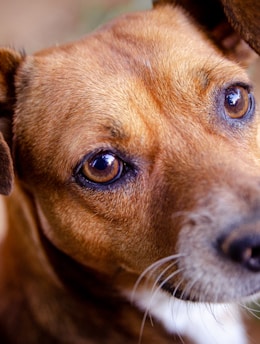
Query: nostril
[[251, 246, 260, 269], [219, 235, 260, 272]]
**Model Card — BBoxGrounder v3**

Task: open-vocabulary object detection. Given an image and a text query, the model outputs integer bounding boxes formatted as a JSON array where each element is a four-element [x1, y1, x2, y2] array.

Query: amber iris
[[224, 86, 250, 119], [81, 152, 123, 184]]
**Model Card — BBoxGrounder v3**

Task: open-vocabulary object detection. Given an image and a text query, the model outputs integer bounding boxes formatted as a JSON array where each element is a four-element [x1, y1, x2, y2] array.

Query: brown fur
[[0, 2, 259, 343]]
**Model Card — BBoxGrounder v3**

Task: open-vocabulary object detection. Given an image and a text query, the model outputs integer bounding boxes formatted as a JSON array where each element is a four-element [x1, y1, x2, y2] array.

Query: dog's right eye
[[74, 151, 130, 187]]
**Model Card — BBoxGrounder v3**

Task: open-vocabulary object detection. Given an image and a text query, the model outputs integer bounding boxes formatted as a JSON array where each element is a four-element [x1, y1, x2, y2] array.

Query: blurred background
[[0, 0, 259, 342], [0, 0, 151, 53]]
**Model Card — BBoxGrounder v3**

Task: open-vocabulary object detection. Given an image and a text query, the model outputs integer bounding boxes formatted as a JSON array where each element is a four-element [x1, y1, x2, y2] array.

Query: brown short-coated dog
[[0, 0, 260, 343]]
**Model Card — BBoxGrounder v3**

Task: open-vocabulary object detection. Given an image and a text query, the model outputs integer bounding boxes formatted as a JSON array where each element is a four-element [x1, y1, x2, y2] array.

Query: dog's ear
[[0, 132, 14, 195], [221, 0, 260, 56], [0, 48, 23, 195], [153, 0, 260, 66]]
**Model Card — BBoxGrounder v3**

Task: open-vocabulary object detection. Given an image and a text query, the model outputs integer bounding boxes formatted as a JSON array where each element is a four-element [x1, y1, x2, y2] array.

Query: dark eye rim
[[73, 149, 136, 189], [219, 82, 255, 125]]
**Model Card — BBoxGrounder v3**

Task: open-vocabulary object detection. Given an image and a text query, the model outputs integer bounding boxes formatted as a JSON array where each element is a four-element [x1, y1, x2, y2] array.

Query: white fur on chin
[[127, 288, 247, 344]]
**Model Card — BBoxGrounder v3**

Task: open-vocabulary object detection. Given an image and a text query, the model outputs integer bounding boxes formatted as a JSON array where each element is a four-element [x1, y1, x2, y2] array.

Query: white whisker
[[129, 252, 187, 344], [239, 302, 260, 320], [131, 253, 185, 302], [137, 268, 184, 343]]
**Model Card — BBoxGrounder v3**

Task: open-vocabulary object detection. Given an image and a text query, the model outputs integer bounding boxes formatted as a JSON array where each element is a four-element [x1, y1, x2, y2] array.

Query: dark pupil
[[91, 154, 114, 171]]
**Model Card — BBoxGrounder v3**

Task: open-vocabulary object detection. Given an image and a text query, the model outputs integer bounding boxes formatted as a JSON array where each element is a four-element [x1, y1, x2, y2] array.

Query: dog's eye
[[78, 151, 124, 185], [82, 152, 123, 184], [224, 86, 253, 119]]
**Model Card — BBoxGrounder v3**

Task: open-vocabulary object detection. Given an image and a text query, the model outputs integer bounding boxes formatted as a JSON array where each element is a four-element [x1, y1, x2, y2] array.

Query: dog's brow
[[196, 68, 211, 90], [103, 120, 129, 141]]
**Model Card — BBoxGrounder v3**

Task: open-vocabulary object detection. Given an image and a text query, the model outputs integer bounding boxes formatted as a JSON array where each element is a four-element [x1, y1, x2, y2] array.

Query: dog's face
[[1, 4, 260, 305]]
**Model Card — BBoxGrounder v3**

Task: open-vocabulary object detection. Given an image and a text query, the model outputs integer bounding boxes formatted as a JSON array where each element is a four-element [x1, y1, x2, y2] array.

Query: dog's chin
[[160, 281, 196, 302]]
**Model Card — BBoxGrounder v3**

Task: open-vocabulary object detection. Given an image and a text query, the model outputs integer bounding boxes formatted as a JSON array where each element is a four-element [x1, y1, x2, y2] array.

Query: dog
[[0, 0, 260, 343]]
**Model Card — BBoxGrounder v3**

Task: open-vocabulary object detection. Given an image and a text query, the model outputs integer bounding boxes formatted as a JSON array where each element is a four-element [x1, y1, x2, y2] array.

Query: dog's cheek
[[34, 193, 120, 274], [32, 184, 163, 275]]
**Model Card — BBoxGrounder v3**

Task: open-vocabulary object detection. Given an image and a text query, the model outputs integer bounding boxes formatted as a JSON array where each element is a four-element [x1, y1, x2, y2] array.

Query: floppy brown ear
[[0, 48, 23, 195], [0, 132, 14, 195], [221, 0, 260, 55], [153, 0, 259, 66]]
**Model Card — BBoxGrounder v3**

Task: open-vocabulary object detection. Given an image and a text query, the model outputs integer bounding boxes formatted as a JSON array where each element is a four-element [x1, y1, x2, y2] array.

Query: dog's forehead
[[22, 5, 248, 108], [17, 5, 244, 130]]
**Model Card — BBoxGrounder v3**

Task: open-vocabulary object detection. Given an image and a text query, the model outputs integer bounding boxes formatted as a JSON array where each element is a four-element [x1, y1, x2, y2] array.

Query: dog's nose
[[219, 232, 260, 272]]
